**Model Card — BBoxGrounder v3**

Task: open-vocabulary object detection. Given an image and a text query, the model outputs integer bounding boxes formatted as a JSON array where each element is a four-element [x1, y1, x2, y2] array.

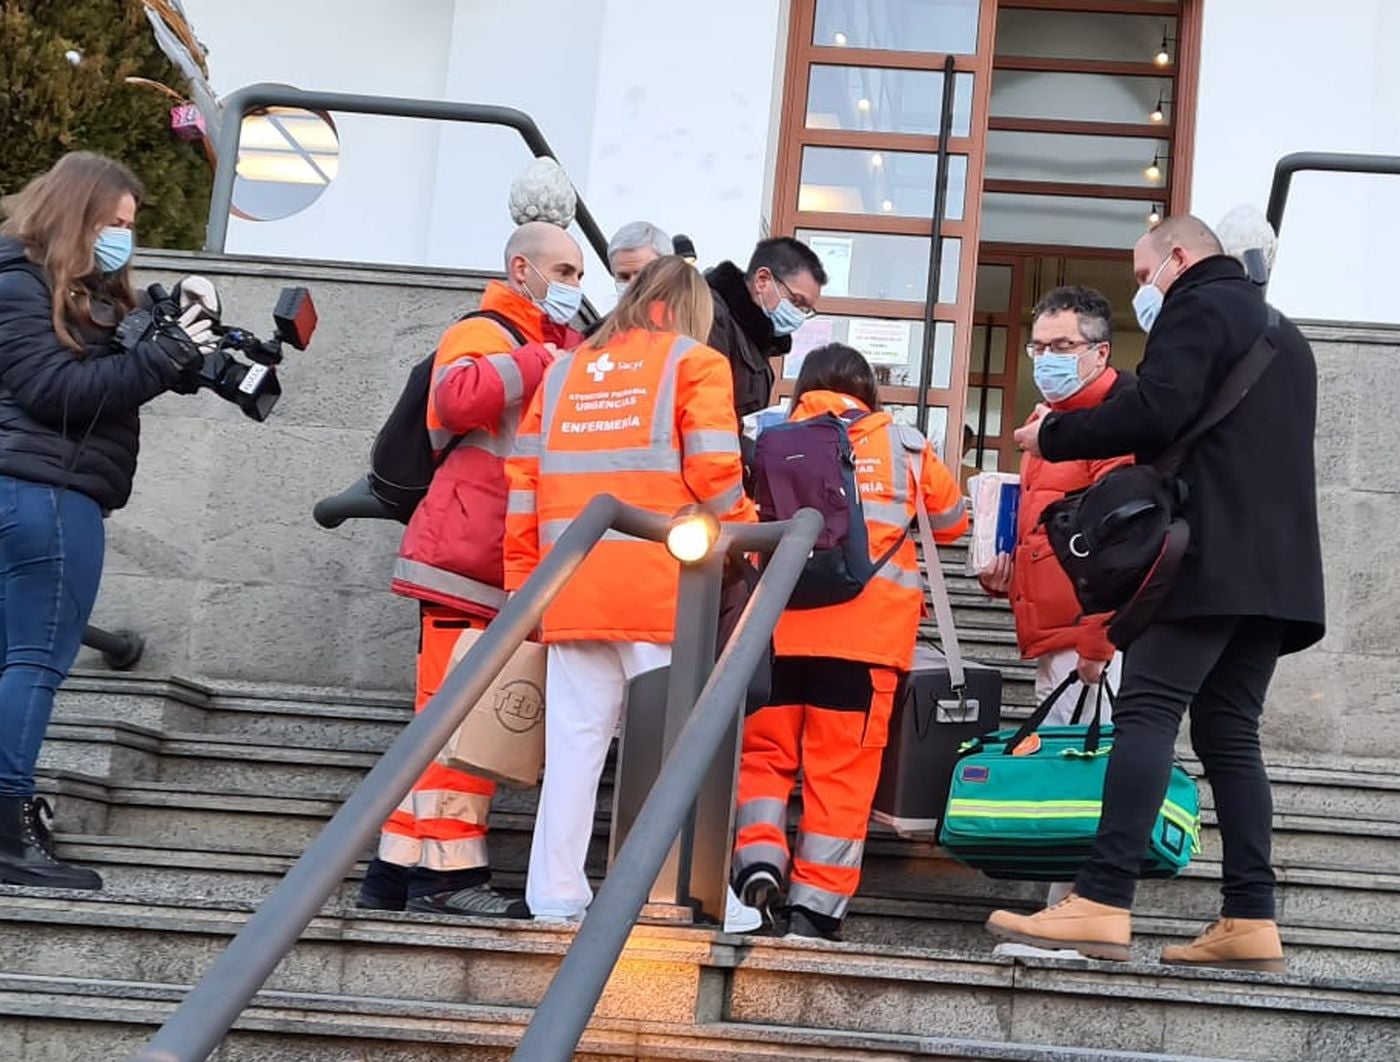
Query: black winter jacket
[[0, 237, 183, 511], [1039, 255, 1325, 654], [704, 261, 791, 418]]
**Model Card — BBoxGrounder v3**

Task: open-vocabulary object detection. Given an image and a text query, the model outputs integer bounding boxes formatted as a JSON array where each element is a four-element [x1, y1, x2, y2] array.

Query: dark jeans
[[0, 476, 105, 797], [1075, 616, 1283, 920]]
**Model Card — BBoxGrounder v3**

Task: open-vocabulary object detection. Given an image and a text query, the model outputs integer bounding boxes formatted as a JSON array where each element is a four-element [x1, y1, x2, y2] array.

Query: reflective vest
[[504, 327, 755, 642], [393, 281, 580, 616], [772, 390, 969, 670]]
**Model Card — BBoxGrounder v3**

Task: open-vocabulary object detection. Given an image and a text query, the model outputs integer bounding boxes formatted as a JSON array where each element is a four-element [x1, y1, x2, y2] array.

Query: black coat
[[704, 261, 791, 418], [1039, 254, 1325, 655], [0, 237, 183, 511]]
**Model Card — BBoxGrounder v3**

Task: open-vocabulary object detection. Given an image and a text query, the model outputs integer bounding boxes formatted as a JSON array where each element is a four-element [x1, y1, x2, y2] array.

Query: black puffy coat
[[704, 261, 791, 418], [1039, 254, 1325, 655], [0, 237, 183, 511]]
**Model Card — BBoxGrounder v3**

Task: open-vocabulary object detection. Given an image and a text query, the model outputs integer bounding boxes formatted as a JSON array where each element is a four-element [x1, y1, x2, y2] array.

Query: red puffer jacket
[[392, 281, 582, 617], [1009, 368, 1134, 663]]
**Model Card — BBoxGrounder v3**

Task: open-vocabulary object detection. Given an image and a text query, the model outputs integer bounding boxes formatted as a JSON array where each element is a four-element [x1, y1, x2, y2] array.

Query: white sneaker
[[723, 884, 763, 934]]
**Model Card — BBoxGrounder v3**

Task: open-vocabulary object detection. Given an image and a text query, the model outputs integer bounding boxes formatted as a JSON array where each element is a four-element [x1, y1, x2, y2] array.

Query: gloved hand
[[175, 275, 221, 322], [176, 303, 219, 355]]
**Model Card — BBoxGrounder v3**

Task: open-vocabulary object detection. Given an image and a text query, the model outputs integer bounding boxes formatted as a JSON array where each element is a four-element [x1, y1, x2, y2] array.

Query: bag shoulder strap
[[433, 309, 531, 467], [1156, 306, 1281, 476], [908, 454, 965, 692]]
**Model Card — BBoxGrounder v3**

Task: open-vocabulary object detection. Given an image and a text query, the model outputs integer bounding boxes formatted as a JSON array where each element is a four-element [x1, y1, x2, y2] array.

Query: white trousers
[[1034, 648, 1123, 727], [526, 639, 672, 919]]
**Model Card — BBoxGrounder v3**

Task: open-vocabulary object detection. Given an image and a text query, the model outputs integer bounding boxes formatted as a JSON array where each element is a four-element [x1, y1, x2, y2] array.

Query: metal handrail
[[1266, 151, 1400, 235], [128, 494, 821, 1062], [204, 83, 611, 266]]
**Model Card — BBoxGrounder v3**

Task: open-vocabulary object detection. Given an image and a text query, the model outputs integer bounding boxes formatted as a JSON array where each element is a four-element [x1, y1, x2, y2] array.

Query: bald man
[[996, 214, 1324, 973], [362, 221, 585, 919]]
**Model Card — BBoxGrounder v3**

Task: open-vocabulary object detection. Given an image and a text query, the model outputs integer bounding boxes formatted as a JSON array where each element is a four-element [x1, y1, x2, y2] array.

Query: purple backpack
[[753, 411, 907, 609]]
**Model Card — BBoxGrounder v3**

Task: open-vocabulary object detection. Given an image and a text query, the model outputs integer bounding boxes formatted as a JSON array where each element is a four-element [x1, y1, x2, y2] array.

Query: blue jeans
[[0, 476, 105, 797]]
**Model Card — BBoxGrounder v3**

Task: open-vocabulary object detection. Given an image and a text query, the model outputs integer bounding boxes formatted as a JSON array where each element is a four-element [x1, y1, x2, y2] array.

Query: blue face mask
[[1032, 352, 1087, 403], [528, 259, 583, 325], [94, 226, 133, 273]]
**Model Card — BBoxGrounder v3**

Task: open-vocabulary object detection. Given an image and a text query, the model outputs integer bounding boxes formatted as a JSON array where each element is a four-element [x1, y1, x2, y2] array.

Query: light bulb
[[1150, 106, 1165, 123], [1144, 160, 1162, 183], [833, 31, 848, 46], [881, 199, 894, 213], [856, 97, 871, 112], [870, 152, 884, 168], [1154, 48, 1170, 67], [1147, 208, 1162, 226]]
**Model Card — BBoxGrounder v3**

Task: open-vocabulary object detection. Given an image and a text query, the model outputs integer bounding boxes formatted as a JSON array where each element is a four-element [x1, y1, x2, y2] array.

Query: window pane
[[963, 444, 1000, 471], [980, 193, 1157, 249], [798, 229, 962, 304], [814, 0, 981, 55], [996, 10, 1175, 63], [784, 316, 955, 391], [974, 265, 1012, 313], [970, 324, 1007, 375], [986, 131, 1168, 189], [806, 66, 974, 137], [798, 147, 967, 219], [991, 71, 1171, 125], [888, 404, 950, 460], [966, 387, 1003, 438]]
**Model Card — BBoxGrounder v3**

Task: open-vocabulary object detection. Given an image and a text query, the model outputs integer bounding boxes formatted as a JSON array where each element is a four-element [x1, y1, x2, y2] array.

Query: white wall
[[180, 0, 787, 309], [1191, 0, 1400, 325]]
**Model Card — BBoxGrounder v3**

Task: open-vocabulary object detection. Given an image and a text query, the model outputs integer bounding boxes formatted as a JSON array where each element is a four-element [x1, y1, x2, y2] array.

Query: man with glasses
[[704, 236, 827, 418], [981, 286, 1132, 723]]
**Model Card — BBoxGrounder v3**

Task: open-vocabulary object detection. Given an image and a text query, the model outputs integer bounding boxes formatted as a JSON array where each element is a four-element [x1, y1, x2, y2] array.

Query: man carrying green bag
[[941, 679, 1201, 961]]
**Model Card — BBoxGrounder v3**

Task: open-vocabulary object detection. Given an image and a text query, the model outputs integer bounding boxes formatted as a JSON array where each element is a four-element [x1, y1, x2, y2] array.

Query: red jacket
[[393, 281, 582, 617], [1009, 368, 1133, 663]]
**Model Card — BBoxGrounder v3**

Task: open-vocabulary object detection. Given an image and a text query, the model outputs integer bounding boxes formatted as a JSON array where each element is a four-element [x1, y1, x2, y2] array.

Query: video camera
[[144, 283, 318, 421]]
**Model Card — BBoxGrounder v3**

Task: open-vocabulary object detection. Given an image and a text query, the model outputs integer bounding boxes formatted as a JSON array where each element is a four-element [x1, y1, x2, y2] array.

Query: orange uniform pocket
[[861, 667, 901, 749]]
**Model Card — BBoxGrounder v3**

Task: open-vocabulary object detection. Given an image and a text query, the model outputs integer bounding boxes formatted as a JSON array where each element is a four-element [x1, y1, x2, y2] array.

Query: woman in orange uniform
[[731, 343, 968, 940], [504, 256, 754, 922]]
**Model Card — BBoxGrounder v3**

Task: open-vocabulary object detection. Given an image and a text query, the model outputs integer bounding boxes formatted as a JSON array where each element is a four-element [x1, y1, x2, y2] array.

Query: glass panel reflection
[[991, 71, 1170, 125], [970, 324, 1007, 375], [799, 147, 967, 219], [980, 193, 1157, 249], [986, 131, 1169, 189], [814, 0, 981, 55], [797, 229, 961, 305], [996, 10, 1175, 63], [974, 265, 1012, 313], [806, 66, 974, 137]]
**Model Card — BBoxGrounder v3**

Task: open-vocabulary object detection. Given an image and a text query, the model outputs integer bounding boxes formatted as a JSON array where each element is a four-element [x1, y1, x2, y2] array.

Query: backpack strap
[[1154, 306, 1281, 477], [433, 309, 531, 467], [907, 450, 966, 697]]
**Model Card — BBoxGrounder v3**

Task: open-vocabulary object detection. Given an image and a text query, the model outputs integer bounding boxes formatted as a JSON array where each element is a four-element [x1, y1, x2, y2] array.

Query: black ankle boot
[[0, 796, 103, 891], [357, 858, 411, 911]]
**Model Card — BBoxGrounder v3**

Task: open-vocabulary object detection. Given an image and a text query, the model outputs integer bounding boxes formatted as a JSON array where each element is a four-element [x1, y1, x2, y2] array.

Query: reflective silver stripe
[[410, 787, 493, 825], [795, 831, 865, 869], [735, 797, 787, 832], [651, 335, 696, 450], [701, 482, 744, 516], [787, 881, 850, 919], [393, 557, 507, 610], [377, 832, 420, 865], [514, 433, 541, 458], [428, 426, 455, 450], [537, 352, 576, 440], [484, 352, 524, 405], [886, 424, 912, 506], [540, 448, 681, 474], [417, 836, 490, 871], [733, 841, 790, 875], [930, 496, 968, 530], [540, 519, 639, 547], [683, 429, 740, 456], [507, 490, 535, 515], [873, 562, 921, 592], [458, 420, 516, 459], [864, 500, 911, 528]]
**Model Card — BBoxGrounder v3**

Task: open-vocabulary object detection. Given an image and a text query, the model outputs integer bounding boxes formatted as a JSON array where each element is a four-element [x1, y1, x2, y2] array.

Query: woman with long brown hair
[[504, 255, 755, 922], [0, 152, 214, 890]]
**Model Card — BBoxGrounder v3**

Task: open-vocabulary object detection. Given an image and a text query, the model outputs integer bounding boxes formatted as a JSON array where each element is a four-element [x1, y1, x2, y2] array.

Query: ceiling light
[[833, 31, 848, 46], [1144, 153, 1163, 183], [881, 199, 894, 213], [856, 97, 871, 111], [870, 152, 884, 168]]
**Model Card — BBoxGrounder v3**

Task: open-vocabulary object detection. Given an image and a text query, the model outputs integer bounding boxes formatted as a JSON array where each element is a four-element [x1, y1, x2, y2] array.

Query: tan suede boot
[[1161, 918, 1285, 973], [986, 893, 1131, 961]]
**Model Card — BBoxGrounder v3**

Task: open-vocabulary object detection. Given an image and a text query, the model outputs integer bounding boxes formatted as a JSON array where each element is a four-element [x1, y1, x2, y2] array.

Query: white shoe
[[532, 912, 583, 927], [723, 884, 763, 934]]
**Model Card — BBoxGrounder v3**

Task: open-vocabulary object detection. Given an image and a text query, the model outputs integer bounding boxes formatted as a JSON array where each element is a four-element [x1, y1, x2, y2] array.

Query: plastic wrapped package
[[966, 472, 1021, 576]]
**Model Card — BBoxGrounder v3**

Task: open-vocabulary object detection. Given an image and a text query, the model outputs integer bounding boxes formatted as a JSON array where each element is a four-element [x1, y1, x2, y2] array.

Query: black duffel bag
[[1040, 308, 1280, 648]]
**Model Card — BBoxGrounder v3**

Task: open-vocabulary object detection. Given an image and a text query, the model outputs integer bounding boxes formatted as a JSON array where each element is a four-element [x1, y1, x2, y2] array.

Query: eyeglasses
[[777, 277, 818, 319], [1025, 339, 1102, 358]]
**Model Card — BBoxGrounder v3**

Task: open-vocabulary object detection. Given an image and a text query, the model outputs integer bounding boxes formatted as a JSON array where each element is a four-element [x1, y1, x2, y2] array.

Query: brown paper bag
[[437, 629, 546, 789]]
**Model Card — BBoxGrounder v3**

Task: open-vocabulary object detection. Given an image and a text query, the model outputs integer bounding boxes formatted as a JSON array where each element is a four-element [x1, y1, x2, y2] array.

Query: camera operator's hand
[[175, 275, 221, 321], [176, 303, 219, 355]]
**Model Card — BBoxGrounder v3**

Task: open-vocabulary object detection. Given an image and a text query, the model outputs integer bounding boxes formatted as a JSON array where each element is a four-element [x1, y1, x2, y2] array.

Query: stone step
[[0, 897, 1394, 1061], [0, 973, 1228, 1062]]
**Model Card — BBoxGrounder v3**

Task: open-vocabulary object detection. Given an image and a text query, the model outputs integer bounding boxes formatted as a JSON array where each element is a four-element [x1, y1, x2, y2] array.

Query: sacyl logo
[[586, 351, 615, 382]]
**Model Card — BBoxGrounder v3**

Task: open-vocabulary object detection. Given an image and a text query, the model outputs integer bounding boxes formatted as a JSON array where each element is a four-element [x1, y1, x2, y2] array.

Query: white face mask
[[614, 279, 630, 298], [1132, 255, 1173, 333]]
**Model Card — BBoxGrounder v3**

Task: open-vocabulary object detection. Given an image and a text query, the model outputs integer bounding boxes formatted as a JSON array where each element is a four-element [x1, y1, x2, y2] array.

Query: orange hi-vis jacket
[[772, 391, 969, 671], [504, 327, 756, 643], [393, 281, 581, 616]]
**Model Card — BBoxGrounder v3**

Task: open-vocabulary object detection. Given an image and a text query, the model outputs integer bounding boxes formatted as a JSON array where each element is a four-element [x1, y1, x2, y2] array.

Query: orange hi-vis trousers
[[732, 656, 899, 924], [377, 606, 496, 871]]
